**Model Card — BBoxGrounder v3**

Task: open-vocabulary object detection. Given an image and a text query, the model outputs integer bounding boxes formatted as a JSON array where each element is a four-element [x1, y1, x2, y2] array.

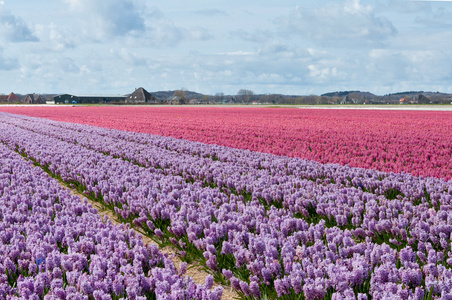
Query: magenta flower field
[[0, 108, 452, 299], [1, 106, 451, 180]]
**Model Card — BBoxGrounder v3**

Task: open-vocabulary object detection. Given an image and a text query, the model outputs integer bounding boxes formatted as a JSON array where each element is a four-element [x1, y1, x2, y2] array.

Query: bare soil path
[[65, 184, 238, 300]]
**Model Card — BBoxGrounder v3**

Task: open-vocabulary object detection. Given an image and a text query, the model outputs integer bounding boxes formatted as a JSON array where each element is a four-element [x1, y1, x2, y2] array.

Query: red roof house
[[8, 92, 20, 102]]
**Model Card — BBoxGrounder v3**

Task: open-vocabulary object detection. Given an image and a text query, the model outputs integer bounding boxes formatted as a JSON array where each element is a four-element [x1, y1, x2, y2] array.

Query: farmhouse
[[0, 92, 21, 103], [167, 96, 186, 105], [8, 92, 20, 102], [54, 94, 126, 104], [24, 93, 46, 104], [125, 87, 157, 104]]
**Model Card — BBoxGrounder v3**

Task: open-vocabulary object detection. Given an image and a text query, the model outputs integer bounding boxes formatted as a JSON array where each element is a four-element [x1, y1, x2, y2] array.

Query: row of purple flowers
[[2, 112, 452, 299], [0, 134, 222, 298]]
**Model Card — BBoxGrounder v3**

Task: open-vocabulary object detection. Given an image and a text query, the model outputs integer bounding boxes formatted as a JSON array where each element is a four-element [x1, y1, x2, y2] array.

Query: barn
[[54, 94, 126, 104], [0, 92, 21, 103], [125, 87, 157, 104]]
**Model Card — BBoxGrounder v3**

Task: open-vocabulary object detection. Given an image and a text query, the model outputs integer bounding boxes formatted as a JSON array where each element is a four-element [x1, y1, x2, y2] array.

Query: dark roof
[[55, 94, 125, 98], [127, 87, 155, 102], [25, 94, 44, 101]]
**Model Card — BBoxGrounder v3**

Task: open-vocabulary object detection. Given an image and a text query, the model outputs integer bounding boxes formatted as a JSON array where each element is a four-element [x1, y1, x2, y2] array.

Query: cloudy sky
[[0, 0, 451, 96]]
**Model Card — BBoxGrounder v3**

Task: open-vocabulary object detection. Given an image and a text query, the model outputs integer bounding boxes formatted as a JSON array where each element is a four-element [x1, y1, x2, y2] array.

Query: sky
[[0, 0, 451, 96]]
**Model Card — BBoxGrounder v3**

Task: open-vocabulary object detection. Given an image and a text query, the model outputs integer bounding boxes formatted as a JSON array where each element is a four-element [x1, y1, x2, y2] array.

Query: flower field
[[1, 106, 451, 180], [1, 110, 452, 299], [0, 114, 222, 300]]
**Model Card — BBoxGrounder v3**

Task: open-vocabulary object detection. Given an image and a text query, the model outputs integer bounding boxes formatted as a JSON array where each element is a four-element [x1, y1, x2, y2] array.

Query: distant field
[[296, 104, 452, 111], [2, 103, 452, 111], [1, 106, 451, 180]]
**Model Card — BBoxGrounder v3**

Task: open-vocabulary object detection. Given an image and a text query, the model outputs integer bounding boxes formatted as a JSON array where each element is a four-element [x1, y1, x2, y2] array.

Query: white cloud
[[377, 0, 432, 13], [216, 50, 260, 56], [64, 0, 146, 40], [415, 6, 452, 26], [62, 0, 212, 47], [0, 47, 18, 70], [186, 27, 213, 41], [344, 0, 372, 14], [144, 18, 185, 46], [111, 48, 147, 66], [34, 23, 75, 51], [308, 64, 341, 82], [279, 0, 397, 47], [0, 4, 38, 42], [367, 49, 452, 82], [233, 29, 273, 43], [194, 9, 227, 16]]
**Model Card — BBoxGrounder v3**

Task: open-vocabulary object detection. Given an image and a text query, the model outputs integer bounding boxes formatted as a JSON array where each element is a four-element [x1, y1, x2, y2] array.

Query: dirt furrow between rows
[[61, 182, 238, 300]]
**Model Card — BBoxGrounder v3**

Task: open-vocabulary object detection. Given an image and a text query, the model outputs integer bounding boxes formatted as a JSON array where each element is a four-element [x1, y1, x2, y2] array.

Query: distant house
[[0, 92, 21, 103], [188, 99, 199, 105], [339, 95, 361, 104], [125, 87, 157, 104], [222, 97, 236, 104], [8, 92, 21, 102], [54, 94, 126, 104], [166, 96, 186, 105], [24, 94, 46, 104]]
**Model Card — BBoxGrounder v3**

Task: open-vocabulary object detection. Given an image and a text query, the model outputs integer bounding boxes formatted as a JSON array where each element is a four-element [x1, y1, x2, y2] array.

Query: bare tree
[[262, 94, 284, 104], [201, 95, 210, 104], [173, 88, 187, 104], [173, 88, 187, 99], [237, 89, 254, 103], [300, 95, 318, 105], [213, 92, 224, 103]]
